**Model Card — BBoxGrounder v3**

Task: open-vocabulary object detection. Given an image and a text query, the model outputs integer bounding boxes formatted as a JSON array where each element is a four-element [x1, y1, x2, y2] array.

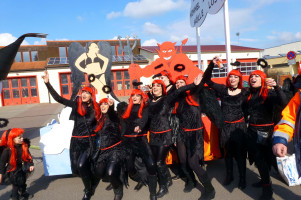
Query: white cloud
[[77, 16, 84, 22], [0, 33, 29, 46], [34, 38, 47, 45], [267, 31, 301, 44], [143, 22, 165, 35], [108, 0, 187, 19], [106, 11, 122, 19], [142, 39, 159, 46]]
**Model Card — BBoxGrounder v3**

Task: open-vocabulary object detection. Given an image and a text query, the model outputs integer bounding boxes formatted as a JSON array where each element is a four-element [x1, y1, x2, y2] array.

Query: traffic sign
[[287, 51, 296, 60]]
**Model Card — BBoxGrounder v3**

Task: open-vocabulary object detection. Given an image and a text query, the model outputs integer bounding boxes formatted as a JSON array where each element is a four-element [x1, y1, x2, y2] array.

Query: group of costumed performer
[[38, 51, 289, 200], [202, 56, 287, 200]]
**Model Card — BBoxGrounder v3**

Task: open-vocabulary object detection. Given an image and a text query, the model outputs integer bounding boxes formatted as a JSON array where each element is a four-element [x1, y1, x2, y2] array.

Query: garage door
[[1, 76, 40, 106]]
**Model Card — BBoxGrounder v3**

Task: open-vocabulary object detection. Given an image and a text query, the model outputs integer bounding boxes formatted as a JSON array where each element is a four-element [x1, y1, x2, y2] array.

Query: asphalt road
[[0, 103, 300, 200]]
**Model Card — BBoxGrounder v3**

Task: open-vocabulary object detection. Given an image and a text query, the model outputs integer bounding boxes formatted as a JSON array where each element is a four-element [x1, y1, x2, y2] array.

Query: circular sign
[[287, 51, 296, 60]]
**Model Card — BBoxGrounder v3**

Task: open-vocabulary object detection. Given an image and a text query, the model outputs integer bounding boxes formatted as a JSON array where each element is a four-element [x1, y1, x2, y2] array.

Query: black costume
[[203, 62, 248, 189], [0, 145, 33, 200], [148, 83, 197, 197], [120, 104, 157, 200], [246, 85, 286, 199], [45, 82, 99, 199], [94, 104, 128, 199]]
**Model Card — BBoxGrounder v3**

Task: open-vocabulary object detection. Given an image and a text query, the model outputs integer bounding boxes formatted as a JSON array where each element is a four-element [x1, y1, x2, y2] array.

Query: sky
[[0, 0, 300, 49]]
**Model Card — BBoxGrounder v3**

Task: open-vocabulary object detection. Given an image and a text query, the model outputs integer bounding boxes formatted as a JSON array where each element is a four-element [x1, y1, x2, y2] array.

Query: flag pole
[[196, 27, 202, 70], [223, 0, 232, 73]]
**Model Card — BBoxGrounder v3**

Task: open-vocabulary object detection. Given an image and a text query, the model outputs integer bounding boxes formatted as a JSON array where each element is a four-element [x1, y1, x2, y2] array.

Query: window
[[124, 71, 130, 79], [117, 46, 123, 56], [111, 46, 116, 55], [23, 52, 30, 62], [30, 78, 36, 87], [21, 78, 27, 87], [123, 46, 130, 55], [117, 81, 123, 90], [59, 47, 67, 57], [212, 64, 228, 78], [116, 71, 122, 80], [31, 88, 37, 97], [13, 89, 20, 98], [3, 90, 10, 99], [12, 79, 18, 88], [31, 51, 38, 61], [2, 80, 9, 88], [15, 52, 22, 62], [237, 62, 257, 75]]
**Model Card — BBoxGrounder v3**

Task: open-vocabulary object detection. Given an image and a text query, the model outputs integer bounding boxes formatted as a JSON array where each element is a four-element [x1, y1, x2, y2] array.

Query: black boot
[[148, 175, 157, 200], [82, 177, 92, 200], [199, 174, 215, 200], [134, 181, 145, 191], [82, 189, 92, 200], [106, 183, 113, 191], [113, 184, 123, 200], [156, 166, 169, 198], [182, 167, 195, 193], [259, 183, 273, 200], [19, 184, 34, 199], [167, 169, 173, 187], [223, 158, 233, 186], [237, 159, 246, 190]]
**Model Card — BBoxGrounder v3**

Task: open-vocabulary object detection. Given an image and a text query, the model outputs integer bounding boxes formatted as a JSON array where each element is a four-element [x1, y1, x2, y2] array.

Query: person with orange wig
[[0, 128, 34, 200], [173, 74, 216, 199], [120, 89, 158, 200], [246, 69, 286, 200], [93, 98, 130, 200], [42, 71, 100, 200], [202, 57, 248, 191], [148, 75, 203, 198]]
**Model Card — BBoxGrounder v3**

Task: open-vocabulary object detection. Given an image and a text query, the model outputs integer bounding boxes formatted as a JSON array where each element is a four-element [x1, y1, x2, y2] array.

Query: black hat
[[257, 58, 268, 68]]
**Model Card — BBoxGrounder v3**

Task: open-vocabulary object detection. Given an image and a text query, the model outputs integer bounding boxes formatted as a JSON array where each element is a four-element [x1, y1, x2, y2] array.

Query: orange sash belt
[[72, 134, 96, 138], [124, 134, 148, 137], [250, 123, 274, 127], [181, 127, 203, 132], [100, 141, 122, 151], [225, 117, 245, 124], [150, 129, 172, 134]]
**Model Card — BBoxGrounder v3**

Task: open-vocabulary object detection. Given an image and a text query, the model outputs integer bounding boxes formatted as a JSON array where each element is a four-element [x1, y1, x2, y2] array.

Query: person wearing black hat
[[202, 57, 248, 190], [246, 70, 286, 200]]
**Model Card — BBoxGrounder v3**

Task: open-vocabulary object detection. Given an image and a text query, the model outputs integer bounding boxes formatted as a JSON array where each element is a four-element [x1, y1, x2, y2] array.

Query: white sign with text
[[190, 0, 225, 27]]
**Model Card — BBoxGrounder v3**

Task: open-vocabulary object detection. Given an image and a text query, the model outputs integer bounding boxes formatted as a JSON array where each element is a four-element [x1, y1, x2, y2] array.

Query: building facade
[[0, 39, 262, 107], [263, 41, 301, 84]]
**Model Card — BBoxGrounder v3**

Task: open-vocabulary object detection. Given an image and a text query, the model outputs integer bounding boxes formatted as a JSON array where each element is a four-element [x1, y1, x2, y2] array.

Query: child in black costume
[[0, 128, 34, 200]]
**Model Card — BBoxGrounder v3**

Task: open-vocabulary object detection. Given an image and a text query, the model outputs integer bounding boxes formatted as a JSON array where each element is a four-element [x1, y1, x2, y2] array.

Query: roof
[[140, 45, 263, 53], [10, 61, 47, 72]]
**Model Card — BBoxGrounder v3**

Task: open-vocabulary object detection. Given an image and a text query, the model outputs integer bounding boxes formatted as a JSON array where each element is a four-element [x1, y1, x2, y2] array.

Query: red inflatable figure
[[128, 38, 202, 83]]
